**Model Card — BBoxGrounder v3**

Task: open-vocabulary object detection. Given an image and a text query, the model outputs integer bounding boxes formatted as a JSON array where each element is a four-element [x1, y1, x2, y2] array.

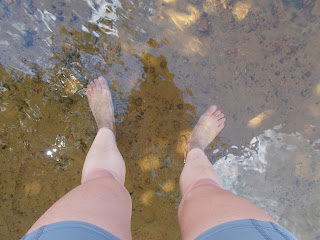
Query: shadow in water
[[117, 53, 196, 239]]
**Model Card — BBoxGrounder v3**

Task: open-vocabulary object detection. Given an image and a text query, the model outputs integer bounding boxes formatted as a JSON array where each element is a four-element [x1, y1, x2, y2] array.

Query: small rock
[[3, 84, 10, 91], [160, 59, 167, 68], [183, 58, 189, 64], [232, 114, 237, 121], [304, 72, 311, 78], [60, 97, 74, 104], [134, 97, 142, 106], [198, 17, 209, 32], [177, 104, 184, 110], [301, 89, 310, 97]]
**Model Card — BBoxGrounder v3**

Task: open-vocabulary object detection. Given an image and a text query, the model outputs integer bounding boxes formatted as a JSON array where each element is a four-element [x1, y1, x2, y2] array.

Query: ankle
[[185, 142, 204, 154], [185, 143, 204, 155], [98, 127, 115, 136]]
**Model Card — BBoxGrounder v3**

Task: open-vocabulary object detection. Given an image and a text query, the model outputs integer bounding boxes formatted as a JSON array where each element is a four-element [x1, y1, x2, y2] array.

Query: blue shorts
[[195, 219, 298, 240], [21, 221, 120, 240], [21, 219, 298, 240]]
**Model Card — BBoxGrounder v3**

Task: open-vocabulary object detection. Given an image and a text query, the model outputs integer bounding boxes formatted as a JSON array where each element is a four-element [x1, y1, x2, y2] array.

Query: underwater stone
[[134, 98, 142, 106], [301, 89, 310, 97], [198, 17, 209, 32], [160, 59, 167, 68], [60, 97, 74, 104], [3, 83, 10, 91], [304, 72, 311, 77]]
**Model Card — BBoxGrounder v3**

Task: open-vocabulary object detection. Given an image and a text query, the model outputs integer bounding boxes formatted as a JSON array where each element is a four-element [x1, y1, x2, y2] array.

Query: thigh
[[178, 179, 277, 240], [27, 170, 132, 240]]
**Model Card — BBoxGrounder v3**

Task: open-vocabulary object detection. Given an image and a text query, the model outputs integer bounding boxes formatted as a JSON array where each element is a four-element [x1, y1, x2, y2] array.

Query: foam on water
[[0, 0, 123, 73], [214, 126, 320, 239], [85, 0, 122, 37]]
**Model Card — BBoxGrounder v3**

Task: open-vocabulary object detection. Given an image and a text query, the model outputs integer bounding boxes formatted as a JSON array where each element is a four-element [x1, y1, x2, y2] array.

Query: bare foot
[[86, 76, 115, 133], [186, 105, 226, 154]]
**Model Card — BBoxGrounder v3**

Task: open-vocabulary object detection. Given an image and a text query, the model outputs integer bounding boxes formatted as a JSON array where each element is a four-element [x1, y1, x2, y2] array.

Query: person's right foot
[[86, 76, 115, 134], [186, 105, 226, 154]]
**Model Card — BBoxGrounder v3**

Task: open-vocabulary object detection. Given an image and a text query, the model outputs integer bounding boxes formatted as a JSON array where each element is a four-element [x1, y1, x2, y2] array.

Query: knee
[[82, 170, 132, 204], [178, 178, 222, 217], [180, 178, 221, 199], [82, 168, 124, 185], [179, 165, 222, 197]]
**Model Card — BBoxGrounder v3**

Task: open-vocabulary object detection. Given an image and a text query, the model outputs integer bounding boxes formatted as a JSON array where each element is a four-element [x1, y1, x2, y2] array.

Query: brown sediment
[[0, 0, 320, 239]]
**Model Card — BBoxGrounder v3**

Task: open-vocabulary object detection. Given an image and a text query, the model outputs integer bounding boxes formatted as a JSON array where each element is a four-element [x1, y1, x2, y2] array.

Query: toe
[[218, 118, 226, 124], [217, 113, 224, 120], [94, 78, 101, 89], [98, 76, 108, 87], [217, 122, 225, 132], [203, 105, 217, 116], [87, 84, 92, 92], [86, 88, 92, 97], [89, 79, 96, 89], [213, 110, 221, 117]]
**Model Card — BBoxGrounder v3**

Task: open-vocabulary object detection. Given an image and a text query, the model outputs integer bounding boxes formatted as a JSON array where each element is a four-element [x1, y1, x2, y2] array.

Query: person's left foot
[[86, 76, 115, 133], [185, 105, 226, 154]]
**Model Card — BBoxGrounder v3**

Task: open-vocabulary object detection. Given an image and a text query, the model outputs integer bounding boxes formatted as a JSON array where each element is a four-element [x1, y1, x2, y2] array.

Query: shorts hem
[[195, 219, 298, 240], [21, 221, 120, 240]]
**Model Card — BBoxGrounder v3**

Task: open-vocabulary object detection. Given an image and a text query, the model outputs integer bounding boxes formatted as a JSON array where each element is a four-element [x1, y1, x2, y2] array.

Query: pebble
[[198, 18, 209, 32], [2, 83, 10, 91], [183, 58, 188, 64], [301, 89, 310, 97], [160, 59, 167, 68], [134, 97, 142, 106], [177, 104, 184, 110], [60, 96, 74, 104]]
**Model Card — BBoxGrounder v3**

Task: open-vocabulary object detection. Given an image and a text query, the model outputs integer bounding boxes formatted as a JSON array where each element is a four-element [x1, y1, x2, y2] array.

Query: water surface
[[0, 0, 319, 239]]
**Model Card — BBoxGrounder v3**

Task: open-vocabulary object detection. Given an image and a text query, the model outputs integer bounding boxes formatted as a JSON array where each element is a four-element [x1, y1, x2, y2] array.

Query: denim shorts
[[21, 219, 298, 240], [195, 219, 298, 240]]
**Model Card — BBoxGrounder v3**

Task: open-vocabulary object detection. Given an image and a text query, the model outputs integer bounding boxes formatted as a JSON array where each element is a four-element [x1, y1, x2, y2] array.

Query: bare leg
[[178, 105, 277, 240], [26, 77, 132, 240], [82, 76, 125, 185]]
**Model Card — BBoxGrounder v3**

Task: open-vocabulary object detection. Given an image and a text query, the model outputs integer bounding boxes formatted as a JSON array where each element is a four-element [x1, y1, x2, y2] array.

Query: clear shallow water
[[215, 125, 320, 240], [0, 0, 320, 239]]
